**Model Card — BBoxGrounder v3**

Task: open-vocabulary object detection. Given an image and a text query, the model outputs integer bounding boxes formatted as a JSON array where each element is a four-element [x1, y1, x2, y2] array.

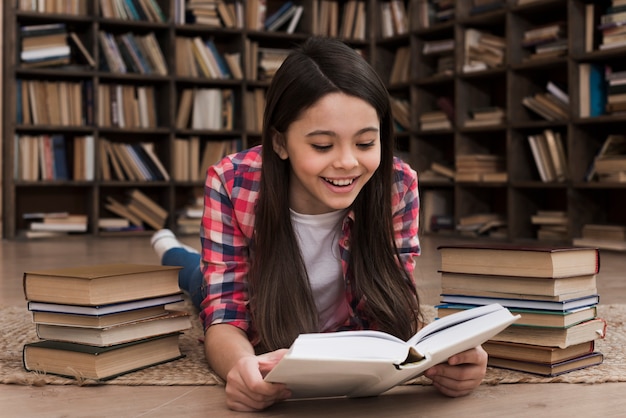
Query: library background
[[1, 0, 626, 252]]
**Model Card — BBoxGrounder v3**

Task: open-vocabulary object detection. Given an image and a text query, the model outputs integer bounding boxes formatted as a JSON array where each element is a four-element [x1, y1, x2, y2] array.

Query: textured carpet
[[1, 303, 624, 386]]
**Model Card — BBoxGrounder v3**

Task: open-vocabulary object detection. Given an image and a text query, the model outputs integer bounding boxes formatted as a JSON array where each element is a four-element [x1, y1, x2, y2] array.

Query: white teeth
[[325, 178, 354, 186]]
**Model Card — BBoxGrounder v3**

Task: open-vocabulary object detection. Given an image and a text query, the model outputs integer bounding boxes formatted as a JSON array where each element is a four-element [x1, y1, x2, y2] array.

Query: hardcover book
[[23, 333, 184, 381], [437, 304, 597, 328], [23, 264, 182, 305], [35, 310, 191, 346], [264, 304, 519, 399], [483, 340, 595, 364], [488, 352, 604, 377], [438, 245, 600, 278]]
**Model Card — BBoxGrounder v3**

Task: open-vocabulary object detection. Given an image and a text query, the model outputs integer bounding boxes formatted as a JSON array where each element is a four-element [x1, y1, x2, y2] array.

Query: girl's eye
[[311, 144, 332, 151], [357, 141, 376, 149]]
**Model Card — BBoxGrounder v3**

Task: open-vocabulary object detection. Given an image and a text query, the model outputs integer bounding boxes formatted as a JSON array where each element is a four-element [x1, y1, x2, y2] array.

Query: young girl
[[152, 37, 487, 412]]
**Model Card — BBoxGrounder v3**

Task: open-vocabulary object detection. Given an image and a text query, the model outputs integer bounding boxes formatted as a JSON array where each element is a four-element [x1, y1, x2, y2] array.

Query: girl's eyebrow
[[305, 126, 379, 138]]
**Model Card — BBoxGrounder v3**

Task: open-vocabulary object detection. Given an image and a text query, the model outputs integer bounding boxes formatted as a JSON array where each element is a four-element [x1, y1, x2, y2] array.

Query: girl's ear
[[272, 130, 289, 160]]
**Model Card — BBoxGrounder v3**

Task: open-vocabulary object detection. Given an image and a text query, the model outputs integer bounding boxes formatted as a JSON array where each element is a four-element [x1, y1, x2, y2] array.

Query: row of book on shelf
[[178, 0, 355, 36], [15, 134, 239, 184], [99, 0, 167, 22], [437, 244, 605, 376], [16, 135, 94, 182], [22, 263, 191, 381], [17, 79, 92, 126], [18, 23, 290, 85]]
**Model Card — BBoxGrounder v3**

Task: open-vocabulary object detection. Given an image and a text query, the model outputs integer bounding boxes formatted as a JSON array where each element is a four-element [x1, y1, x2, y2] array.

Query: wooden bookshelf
[[2, 0, 376, 239], [374, 0, 626, 243], [4, 0, 626, 243]]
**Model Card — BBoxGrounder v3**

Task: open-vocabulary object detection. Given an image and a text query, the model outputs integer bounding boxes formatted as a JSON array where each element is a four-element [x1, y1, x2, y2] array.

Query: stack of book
[[521, 21, 567, 61], [522, 83, 569, 121], [104, 188, 168, 232], [419, 111, 451, 131], [463, 29, 505, 72], [585, 134, 626, 182], [22, 264, 190, 381], [24, 212, 88, 237], [599, 1, 626, 51], [437, 245, 606, 376], [456, 213, 507, 238], [455, 154, 506, 183], [574, 224, 626, 252], [531, 210, 569, 242], [605, 67, 626, 115], [20, 23, 70, 68], [465, 106, 505, 127]]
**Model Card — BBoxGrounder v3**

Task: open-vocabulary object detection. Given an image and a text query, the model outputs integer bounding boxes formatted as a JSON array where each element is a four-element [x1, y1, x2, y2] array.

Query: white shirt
[[290, 209, 350, 331]]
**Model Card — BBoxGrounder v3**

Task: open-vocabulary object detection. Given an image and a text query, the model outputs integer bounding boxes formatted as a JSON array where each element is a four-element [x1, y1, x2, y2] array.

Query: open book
[[264, 304, 519, 399]]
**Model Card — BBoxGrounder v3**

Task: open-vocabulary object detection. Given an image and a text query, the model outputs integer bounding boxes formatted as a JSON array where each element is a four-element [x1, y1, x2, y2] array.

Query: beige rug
[[1, 303, 624, 386]]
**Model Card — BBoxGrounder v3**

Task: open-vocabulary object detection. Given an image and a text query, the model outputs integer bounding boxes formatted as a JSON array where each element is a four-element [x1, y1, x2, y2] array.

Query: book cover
[[483, 340, 595, 364], [31, 305, 169, 328], [439, 271, 597, 297], [265, 304, 519, 398], [23, 264, 182, 305], [438, 245, 600, 278], [440, 293, 600, 312], [23, 333, 184, 381], [491, 318, 606, 348], [488, 352, 604, 376], [35, 310, 191, 346], [27, 292, 183, 313], [438, 304, 597, 328]]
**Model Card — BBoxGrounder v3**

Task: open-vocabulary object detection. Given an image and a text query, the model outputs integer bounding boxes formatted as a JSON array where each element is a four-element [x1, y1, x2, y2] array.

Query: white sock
[[151, 229, 198, 261]]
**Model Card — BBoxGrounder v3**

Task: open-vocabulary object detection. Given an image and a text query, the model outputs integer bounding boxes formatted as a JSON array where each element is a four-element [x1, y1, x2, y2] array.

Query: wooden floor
[[1, 234, 625, 417]]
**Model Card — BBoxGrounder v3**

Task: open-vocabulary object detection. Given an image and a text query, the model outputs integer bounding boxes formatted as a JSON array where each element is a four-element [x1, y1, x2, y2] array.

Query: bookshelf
[[4, 0, 626, 244], [375, 0, 626, 244], [2, 0, 375, 239]]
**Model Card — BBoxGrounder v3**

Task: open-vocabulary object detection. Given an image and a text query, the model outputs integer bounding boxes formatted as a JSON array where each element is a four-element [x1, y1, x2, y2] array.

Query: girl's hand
[[224, 349, 292, 411], [423, 346, 488, 397]]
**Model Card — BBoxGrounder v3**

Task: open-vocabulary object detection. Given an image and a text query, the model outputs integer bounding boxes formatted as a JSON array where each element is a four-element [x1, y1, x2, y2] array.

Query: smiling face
[[272, 93, 381, 215]]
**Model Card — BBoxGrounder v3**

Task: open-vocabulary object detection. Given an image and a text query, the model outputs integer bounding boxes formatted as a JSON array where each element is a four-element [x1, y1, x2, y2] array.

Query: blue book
[[123, 0, 141, 20], [204, 39, 231, 78], [440, 294, 600, 312], [264, 2, 294, 29], [589, 63, 607, 117], [51, 135, 69, 180], [124, 34, 152, 74]]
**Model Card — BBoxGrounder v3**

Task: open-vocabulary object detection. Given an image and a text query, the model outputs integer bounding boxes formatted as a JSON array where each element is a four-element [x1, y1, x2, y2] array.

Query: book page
[[289, 331, 409, 363], [407, 303, 503, 346]]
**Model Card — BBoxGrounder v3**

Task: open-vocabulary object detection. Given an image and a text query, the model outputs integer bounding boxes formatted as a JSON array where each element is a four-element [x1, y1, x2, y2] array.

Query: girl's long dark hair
[[250, 37, 420, 351]]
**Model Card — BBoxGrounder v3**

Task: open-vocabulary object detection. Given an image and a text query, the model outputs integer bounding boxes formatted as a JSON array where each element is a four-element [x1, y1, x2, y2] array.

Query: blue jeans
[[162, 248, 204, 310]]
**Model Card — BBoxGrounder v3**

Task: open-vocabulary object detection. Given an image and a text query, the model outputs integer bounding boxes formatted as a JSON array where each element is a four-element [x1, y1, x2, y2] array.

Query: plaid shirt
[[199, 145, 420, 343]]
